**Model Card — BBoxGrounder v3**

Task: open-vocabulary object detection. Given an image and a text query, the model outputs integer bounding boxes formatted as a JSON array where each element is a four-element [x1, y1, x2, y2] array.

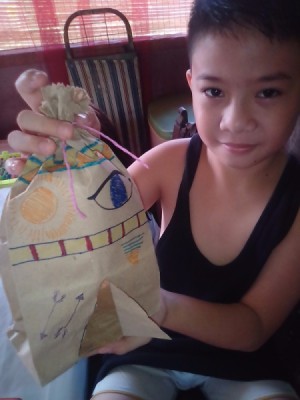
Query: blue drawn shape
[[87, 170, 132, 210], [110, 173, 128, 208], [122, 234, 144, 255]]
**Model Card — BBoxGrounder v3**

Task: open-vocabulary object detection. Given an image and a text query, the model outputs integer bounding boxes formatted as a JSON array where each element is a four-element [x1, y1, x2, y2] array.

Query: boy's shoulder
[[146, 137, 192, 166]]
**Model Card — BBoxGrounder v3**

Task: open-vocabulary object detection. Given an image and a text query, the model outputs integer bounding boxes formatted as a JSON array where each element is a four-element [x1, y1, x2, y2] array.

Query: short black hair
[[187, 0, 300, 59]]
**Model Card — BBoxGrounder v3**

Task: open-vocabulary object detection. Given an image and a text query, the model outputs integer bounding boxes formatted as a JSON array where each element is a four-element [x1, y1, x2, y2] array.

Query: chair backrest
[[64, 8, 148, 156]]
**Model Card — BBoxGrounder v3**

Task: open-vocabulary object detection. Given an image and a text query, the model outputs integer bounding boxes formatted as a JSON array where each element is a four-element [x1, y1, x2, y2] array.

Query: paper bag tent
[[0, 84, 168, 385]]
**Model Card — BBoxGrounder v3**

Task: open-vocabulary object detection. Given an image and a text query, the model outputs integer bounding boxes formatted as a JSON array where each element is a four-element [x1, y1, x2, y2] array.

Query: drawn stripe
[[59, 240, 67, 256], [90, 230, 109, 249], [29, 244, 39, 261], [64, 237, 88, 255], [10, 210, 149, 266], [36, 157, 110, 175], [122, 233, 143, 245], [107, 228, 112, 244], [137, 212, 141, 227], [38, 242, 62, 259], [110, 223, 124, 243], [10, 246, 34, 265], [85, 236, 93, 251], [123, 243, 142, 253], [124, 214, 140, 234], [123, 239, 143, 251]]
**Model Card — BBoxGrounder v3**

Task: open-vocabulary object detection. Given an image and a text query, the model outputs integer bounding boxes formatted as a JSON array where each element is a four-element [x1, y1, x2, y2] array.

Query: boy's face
[[186, 28, 300, 169]]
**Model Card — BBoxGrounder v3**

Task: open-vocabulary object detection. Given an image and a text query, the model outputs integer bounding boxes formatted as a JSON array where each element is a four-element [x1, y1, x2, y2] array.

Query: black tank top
[[97, 134, 300, 382]]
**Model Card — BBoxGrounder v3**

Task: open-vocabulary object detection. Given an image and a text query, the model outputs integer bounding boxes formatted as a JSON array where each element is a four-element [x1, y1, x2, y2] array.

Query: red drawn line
[[29, 244, 39, 261], [137, 213, 141, 227], [58, 240, 67, 256], [107, 228, 112, 244], [85, 236, 93, 251]]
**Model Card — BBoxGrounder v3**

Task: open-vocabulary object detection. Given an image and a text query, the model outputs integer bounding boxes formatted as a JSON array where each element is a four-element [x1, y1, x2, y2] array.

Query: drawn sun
[[10, 174, 75, 242]]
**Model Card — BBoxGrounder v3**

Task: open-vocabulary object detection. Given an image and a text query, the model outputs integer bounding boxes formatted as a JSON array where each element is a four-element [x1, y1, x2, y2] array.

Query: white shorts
[[92, 364, 299, 400]]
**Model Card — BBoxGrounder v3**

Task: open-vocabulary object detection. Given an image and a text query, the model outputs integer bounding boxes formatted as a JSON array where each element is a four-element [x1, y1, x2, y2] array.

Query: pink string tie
[[62, 124, 149, 219]]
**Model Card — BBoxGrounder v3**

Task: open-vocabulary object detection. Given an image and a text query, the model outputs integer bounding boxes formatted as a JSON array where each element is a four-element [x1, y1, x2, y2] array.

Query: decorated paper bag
[[0, 84, 168, 385]]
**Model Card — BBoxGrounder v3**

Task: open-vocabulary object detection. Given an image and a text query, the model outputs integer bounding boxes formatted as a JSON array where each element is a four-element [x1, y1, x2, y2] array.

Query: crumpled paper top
[[39, 84, 90, 122]]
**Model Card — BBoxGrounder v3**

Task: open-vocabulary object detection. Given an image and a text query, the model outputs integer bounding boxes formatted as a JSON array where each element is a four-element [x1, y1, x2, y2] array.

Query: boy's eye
[[203, 88, 223, 98], [257, 88, 282, 99]]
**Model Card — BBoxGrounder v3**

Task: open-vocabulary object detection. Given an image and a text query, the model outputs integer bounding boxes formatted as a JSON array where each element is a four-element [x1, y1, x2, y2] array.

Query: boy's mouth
[[222, 143, 256, 153]]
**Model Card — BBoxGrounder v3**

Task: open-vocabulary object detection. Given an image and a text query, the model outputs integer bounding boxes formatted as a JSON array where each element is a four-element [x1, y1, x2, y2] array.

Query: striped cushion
[[66, 56, 147, 156]]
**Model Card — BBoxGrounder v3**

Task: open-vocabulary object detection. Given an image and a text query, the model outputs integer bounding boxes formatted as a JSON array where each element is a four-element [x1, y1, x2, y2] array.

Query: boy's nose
[[220, 100, 257, 134]]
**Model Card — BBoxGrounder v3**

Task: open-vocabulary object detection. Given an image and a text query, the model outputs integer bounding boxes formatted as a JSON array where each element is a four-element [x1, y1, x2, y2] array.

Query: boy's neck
[[202, 147, 288, 192]]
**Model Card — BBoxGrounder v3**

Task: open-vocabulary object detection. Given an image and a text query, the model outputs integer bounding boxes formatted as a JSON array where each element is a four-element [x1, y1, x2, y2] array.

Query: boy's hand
[[6, 69, 99, 176], [89, 289, 169, 356]]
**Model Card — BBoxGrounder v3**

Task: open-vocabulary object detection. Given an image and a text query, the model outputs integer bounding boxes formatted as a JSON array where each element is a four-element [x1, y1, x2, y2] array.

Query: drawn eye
[[87, 170, 133, 210]]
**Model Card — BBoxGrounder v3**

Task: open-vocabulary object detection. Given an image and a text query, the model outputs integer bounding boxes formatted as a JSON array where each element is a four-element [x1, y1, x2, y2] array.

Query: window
[[0, 0, 192, 51]]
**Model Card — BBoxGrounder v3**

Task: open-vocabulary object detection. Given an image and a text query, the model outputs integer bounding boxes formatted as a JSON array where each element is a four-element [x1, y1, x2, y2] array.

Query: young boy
[[6, 0, 300, 399]]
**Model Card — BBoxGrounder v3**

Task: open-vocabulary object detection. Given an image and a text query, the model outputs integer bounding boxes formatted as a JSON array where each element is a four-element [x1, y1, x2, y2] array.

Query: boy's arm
[[156, 209, 300, 352], [128, 138, 189, 214]]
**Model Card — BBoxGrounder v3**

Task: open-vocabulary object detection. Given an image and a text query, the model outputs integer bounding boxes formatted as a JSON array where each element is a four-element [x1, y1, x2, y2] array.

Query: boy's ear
[[186, 69, 192, 89]]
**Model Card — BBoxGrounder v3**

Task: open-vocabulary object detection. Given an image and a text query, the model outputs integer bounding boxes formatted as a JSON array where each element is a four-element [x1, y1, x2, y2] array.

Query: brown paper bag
[[0, 84, 168, 385]]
